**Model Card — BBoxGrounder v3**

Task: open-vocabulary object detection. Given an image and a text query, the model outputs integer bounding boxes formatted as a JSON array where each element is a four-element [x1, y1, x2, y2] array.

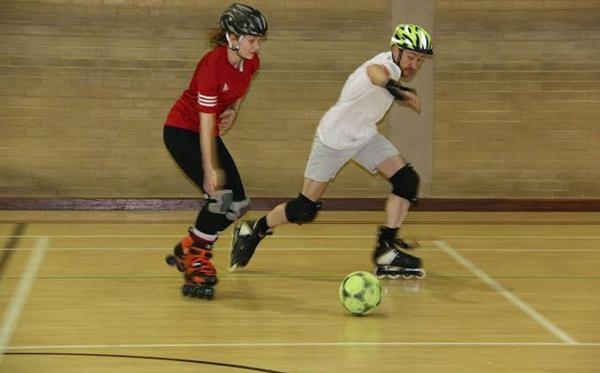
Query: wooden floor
[[1, 210, 599, 373]]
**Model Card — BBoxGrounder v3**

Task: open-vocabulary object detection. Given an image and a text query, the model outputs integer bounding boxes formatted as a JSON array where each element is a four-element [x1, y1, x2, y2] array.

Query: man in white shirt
[[230, 24, 433, 279]]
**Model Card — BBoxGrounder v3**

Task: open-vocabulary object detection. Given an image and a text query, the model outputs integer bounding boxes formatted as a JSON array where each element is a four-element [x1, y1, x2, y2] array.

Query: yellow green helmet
[[390, 24, 433, 55]]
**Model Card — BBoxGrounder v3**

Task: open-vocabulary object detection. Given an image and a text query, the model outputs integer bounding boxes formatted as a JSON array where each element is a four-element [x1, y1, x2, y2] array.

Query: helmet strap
[[225, 32, 246, 72], [393, 47, 404, 68], [226, 32, 242, 51]]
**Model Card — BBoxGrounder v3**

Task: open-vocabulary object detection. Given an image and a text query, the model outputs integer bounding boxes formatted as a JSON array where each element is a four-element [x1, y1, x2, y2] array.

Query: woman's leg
[[163, 126, 218, 297]]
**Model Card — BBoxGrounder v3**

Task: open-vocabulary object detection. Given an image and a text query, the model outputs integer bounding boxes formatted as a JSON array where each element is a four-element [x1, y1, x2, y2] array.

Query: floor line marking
[[0, 236, 49, 362], [1, 234, 600, 240], [441, 236, 600, 240], [1, 245, 598, 253], [0, 223, 26, 277], [4, 341, 597, 350], [434, 240, 577, 345]]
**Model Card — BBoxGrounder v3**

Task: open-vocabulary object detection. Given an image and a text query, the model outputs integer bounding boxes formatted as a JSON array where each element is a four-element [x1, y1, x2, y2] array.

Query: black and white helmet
[[220, 3, 268, 37]]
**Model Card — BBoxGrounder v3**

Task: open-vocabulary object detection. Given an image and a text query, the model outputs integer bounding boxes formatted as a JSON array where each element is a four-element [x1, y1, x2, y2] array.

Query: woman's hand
[[203, 166, 219, 197], [219, 108, 237, 135]]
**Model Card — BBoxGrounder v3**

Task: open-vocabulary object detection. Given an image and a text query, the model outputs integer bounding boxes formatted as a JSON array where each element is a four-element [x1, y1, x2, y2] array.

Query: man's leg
[[377, 155, 410, 226], [230, 134, 351, 271], [229, 178, 328, 271], [265, 177, 328, 227], [372, 155, 425, 278]]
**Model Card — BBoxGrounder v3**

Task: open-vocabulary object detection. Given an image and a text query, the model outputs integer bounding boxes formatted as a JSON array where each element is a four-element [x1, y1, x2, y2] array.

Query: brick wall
[[434, 0, 600, 198], [1, 0, 599, 200], [0, 0, 391, 198]]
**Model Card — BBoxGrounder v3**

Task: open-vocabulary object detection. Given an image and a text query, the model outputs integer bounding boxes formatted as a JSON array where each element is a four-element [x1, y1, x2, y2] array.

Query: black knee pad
[[390, 164, 420, 203], [285, 193, 321, 225]]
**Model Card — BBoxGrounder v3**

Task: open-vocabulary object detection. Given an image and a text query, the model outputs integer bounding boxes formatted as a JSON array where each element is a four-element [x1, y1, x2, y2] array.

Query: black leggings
[[163, 125, 247, 235]]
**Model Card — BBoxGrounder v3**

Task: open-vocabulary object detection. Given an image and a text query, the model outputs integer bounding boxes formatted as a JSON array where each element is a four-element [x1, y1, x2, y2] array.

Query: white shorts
[[304, 133, 399, 182]]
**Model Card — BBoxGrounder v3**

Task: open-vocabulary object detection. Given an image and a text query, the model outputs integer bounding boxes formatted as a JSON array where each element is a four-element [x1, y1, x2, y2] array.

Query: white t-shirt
[[316, 51, 402, 150]]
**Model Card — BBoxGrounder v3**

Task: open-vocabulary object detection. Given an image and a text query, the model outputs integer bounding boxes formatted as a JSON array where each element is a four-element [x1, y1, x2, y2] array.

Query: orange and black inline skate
[[165, 229, 218, 299]]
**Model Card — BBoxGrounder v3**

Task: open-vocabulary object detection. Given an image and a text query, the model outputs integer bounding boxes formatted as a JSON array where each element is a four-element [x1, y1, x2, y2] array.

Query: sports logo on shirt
[[197, 92, 217, 107], [222, 83, 229, 92]]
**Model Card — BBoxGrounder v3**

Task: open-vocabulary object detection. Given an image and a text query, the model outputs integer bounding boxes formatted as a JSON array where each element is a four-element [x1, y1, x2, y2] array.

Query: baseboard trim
[[1, 198, 600, 211]]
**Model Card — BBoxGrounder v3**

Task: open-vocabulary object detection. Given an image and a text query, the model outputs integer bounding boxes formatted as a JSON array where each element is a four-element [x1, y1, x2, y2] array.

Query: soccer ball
[[338, 271, 383, 316]]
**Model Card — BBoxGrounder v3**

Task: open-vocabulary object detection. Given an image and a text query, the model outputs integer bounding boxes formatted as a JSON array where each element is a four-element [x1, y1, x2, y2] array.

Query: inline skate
[[373, 237, 425, 279], [229, 220, 270, 271], [165, 229, 218, 299]]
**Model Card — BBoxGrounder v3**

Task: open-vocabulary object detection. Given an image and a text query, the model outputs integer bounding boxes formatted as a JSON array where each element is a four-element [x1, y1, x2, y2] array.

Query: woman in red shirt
[[163, 3, 267, 299]]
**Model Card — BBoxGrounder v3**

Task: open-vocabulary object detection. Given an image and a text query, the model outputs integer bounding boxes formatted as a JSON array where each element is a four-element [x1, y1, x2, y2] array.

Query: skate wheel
[[167, 255, 185, 272], [192, 287, 204, 298], [181, 284, 192, 296], [165, 255, 177, 266], [388, 273, 401, 280], [203, 287, 215, 300], [181, 284, 215, 299], [192, 286, 214, 299], [416, 269, 426, 279], [373, 267, 385, 278], [401, 273, 412, 280]]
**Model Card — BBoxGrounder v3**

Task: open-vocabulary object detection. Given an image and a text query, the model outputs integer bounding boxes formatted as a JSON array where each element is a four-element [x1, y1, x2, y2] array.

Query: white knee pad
[[206, 189, 234, 215], [226, 198, 251, 221]]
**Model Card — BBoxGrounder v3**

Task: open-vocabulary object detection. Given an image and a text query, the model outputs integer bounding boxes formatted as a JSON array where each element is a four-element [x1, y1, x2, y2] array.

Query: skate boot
[[229, 220, 271, 271], [165, 229, 218, 299], [393, 237, 413, 249], [373, 237, 426, 279]]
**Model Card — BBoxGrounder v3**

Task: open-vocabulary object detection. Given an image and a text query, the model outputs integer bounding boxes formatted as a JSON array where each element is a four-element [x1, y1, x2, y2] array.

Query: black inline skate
[[372, 229, 425, 279], [229, 220, 271, 271], [165, 229, 218, 299]]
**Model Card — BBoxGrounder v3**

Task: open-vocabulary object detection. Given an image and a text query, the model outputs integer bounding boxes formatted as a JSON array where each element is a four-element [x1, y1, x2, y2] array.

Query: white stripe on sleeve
[[197, 92, 217, 107]]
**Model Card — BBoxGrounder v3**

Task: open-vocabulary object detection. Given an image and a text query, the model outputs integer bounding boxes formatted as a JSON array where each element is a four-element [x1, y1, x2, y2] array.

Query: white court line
[[5, 341, 599, 350], [0, 234, 372, 239], [444, 236, 600, 240], [434, 240, 578, 345], [0, 238, 594, 353], [0, 236, 49, 362], [1, 245, 597, 253], [2, 234, 600, 240], [0, 247, 369, 252]]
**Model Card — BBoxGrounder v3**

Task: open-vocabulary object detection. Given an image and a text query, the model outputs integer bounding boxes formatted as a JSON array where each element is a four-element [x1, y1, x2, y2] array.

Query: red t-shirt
[[165, 46, 260, 134]]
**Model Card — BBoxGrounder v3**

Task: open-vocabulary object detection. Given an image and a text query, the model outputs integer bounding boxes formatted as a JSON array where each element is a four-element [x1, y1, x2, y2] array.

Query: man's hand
[[385, 80, 421, 113], [400, 91, 421, 114]]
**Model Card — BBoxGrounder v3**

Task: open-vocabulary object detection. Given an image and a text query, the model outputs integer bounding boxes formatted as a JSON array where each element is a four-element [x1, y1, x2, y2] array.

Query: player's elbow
[[366, 64, 389, 87]]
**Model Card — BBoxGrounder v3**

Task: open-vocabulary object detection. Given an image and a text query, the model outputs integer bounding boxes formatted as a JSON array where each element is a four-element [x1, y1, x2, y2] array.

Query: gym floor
[[1, 210, 599, 373]]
